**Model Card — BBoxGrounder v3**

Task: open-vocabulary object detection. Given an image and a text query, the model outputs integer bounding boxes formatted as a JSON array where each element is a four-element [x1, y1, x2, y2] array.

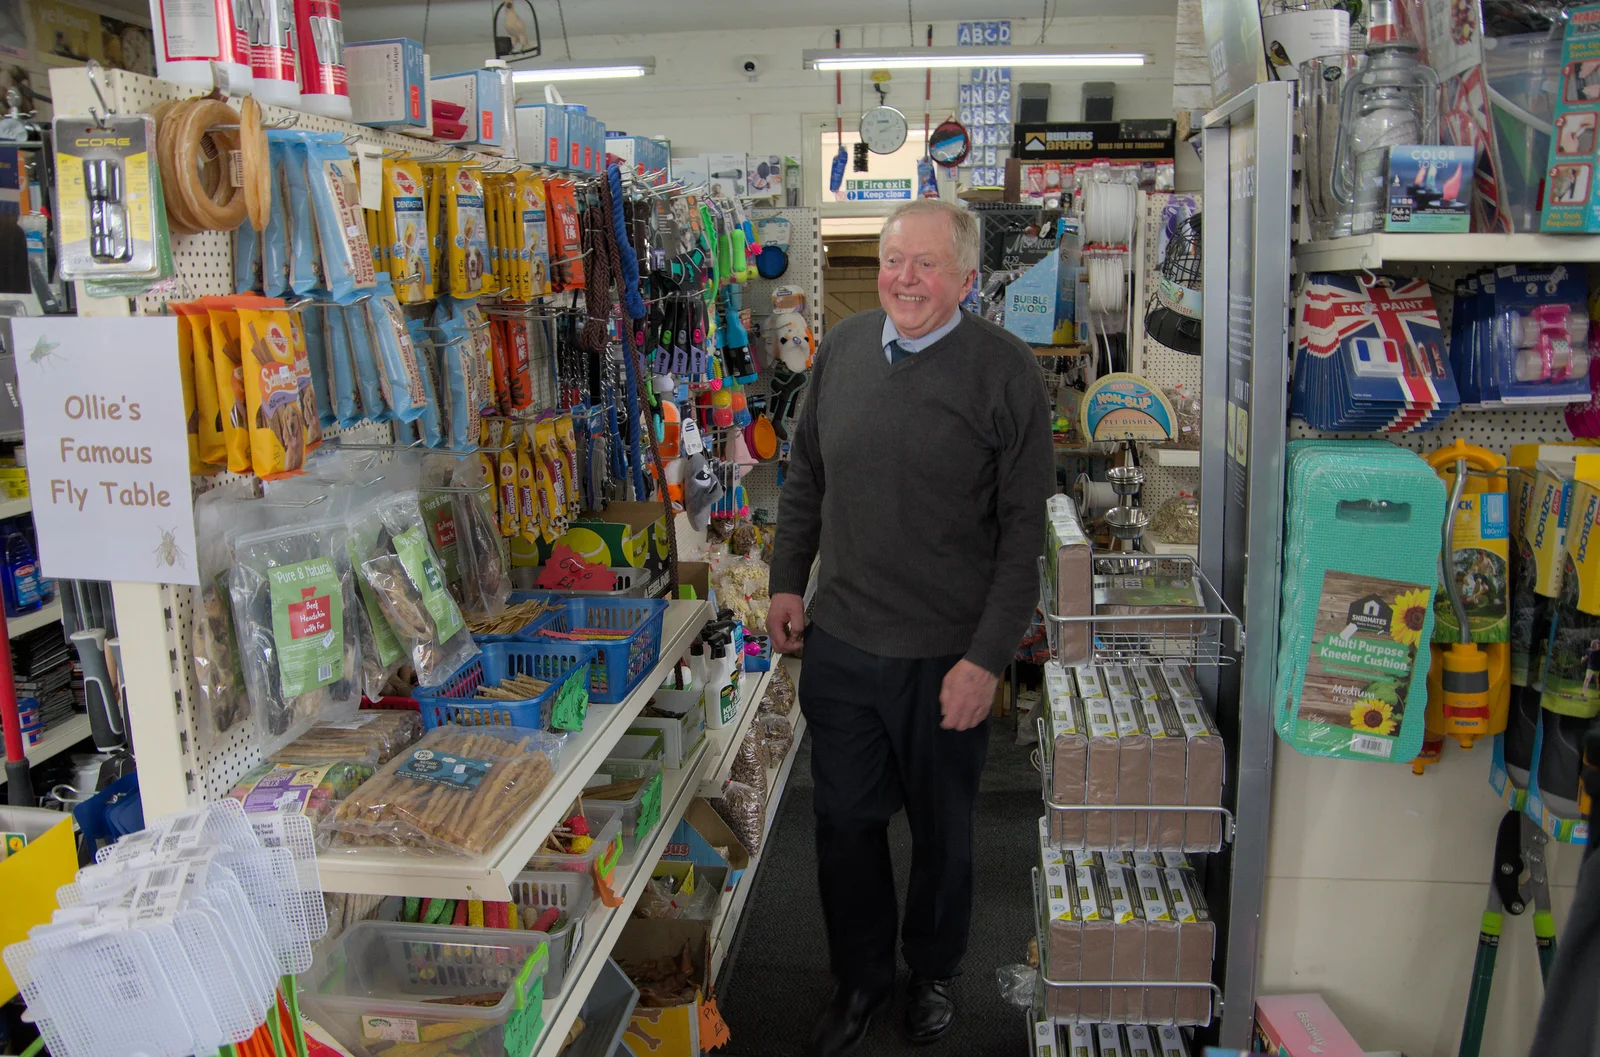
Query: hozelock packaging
[[54, 114, 159, 278]]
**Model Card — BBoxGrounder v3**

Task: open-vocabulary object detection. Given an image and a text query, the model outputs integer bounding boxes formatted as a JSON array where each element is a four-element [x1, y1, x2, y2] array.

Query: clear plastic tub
[[298, 921, 550, 1057], [524, 811, 624, 894], [507, 869, 593, 996], [565, 958, 640, 1057], [585, 758, 665, 860]]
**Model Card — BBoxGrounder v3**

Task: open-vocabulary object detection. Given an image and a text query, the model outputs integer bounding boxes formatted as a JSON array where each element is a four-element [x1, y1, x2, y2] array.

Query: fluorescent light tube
[[511, 57, 656, 82], [803, 47, 1147, 71]]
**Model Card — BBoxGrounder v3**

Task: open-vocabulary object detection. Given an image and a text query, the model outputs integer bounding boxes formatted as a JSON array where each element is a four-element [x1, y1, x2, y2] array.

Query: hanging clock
[[859, 105, 909, 154]]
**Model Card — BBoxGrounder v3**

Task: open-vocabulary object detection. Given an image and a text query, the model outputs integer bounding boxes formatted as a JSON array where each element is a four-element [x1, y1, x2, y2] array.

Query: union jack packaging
[[1292, 271, 1459, 432]]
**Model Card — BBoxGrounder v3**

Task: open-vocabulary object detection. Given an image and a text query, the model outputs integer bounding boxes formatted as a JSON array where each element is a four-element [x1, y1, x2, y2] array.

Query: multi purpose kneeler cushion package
[[1045, 661, 1224, 851]]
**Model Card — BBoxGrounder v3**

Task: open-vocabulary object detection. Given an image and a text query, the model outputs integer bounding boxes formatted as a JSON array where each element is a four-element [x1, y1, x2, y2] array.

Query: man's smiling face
[[877, 211, 976, 339]]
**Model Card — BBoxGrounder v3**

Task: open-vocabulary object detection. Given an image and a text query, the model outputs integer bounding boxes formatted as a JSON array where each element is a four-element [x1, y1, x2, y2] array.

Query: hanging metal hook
[[84, 59, 114, 128]]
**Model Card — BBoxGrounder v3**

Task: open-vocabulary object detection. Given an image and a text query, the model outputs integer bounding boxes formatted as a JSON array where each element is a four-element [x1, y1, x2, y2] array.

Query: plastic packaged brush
[[281, 133, 324, 295], [325, 301, 361, 427], [54, 113, 161, 279], [346, 301, 390, 422], [369, 274, 427, 422], [305, 134, 376, 303]]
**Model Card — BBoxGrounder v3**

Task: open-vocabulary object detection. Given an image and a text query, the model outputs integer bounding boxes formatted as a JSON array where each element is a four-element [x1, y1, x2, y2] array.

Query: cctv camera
[[739, 56, 761, 79]]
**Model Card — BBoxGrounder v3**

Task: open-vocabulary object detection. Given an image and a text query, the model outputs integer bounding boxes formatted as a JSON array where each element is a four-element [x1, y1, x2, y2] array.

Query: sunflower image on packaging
[[1293, 572, 1433, 759]]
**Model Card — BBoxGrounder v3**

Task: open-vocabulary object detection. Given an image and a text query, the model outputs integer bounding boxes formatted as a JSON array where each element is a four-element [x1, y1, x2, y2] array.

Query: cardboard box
[[1383, 145, 1473, 233], [564, 110, 588, 171], [568, 501, 673, 580], [616, 919, 709, 1057], [746, 154, 783, 200], [431, 69, 509, 147], [1004, 250, 1076, 346], [707, 152, 746, 197], [662, 798, 751, 893], [344, 38, 427, 127], [516, 104, 567, 167], [677, 560, 712, 604], [1253, 993, 1365, 1057], [672, 155, 709, 189], [638, 685, 708, 768]]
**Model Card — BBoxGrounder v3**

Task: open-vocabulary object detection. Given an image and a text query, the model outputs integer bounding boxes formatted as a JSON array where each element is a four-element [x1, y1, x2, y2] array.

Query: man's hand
[[940, 659, 998, 731], [767, 592, 807, 653]]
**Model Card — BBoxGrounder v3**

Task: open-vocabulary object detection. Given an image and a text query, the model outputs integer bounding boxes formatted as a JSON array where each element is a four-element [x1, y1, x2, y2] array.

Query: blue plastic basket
[[537, 597, 670, 704], [414, 641, 596, 732], [472, 593, 567, 644]]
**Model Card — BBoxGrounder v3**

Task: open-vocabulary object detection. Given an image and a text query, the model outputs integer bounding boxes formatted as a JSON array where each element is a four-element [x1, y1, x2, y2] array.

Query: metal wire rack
[[1038, 554, 1241, 665]]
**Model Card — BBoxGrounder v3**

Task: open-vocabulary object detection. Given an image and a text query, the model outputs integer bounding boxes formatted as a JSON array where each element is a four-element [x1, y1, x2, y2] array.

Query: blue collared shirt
[[882, 308, 964, 362]]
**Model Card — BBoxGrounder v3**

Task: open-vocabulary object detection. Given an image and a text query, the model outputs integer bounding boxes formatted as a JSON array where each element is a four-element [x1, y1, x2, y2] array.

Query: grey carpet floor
[[716, 716, 1042, 1057]]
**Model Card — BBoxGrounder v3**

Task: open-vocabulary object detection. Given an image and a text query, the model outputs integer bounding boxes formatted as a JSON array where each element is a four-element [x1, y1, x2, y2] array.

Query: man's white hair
[[881, 199, 980, 277]]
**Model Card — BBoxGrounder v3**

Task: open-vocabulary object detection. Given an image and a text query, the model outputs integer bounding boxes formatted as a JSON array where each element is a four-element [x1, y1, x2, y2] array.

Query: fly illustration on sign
[[14, 316, 199, 586], [844, 178, 913, 201]]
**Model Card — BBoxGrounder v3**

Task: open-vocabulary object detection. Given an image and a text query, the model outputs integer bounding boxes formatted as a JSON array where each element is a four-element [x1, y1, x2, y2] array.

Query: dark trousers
[[799, 624, 991, 996]]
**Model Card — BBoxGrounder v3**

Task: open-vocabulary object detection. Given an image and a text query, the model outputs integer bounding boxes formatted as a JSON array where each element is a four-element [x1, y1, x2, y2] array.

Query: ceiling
[[339, 0, 1176, 49]]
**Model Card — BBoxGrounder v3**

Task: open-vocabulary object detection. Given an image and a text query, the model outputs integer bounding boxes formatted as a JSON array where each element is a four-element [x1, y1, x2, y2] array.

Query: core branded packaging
[[1046, 662, 1224, 852], [1046, 494, 1093, 664], [1037, 821, 1215, 1026], [344, 38, 428, 127]]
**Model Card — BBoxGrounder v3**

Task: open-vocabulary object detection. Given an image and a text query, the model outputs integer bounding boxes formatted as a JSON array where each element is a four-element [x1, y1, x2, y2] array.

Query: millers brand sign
[[1013, 120, 1176, 161]]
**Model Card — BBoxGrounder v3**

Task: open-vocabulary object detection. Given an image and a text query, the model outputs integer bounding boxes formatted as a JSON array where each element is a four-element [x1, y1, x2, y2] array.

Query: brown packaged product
[[1167, 865, 1217, 1024], [1047, 494, 1093, 664], [1039, 838, 1080, 1020], [1093, 559, 1207, 637], [1084, 695, 1119, 847], [1074, 858, 1114, 1021], [271, 710, 424, 766], [1172, 691, 1225, 851], [1102, 857, 1147, 1023], [1044, 663, 1087, 845], [1110, 696, 1151, 847], [1133, 862, 1180, 1024], [1138, 693, 1190, 850], [319, 724, 563, 856]]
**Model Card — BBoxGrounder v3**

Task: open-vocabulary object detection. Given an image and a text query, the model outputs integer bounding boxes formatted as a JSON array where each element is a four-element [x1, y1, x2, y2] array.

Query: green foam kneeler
[[1274, 442, 1448, 763]]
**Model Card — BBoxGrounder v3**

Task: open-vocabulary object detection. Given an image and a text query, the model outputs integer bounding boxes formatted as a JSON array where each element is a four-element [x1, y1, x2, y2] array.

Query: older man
[[767, 199, 1054, 1054]]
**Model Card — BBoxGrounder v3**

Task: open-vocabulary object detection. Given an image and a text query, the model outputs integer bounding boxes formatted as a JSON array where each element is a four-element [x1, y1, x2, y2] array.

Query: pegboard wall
[[50, 65, 533, 810], [1131, 191, 1203, 515], [740, 206, 821, 522]]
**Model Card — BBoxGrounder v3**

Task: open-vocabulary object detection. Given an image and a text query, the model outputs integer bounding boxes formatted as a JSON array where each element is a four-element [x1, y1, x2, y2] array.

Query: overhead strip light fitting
[[511, 57, 656, 82], [803, 47, 1147, 71]]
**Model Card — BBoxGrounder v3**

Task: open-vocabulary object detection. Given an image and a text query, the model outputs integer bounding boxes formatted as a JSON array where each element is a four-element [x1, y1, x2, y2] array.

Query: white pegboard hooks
[[84, 59, 115, 129]]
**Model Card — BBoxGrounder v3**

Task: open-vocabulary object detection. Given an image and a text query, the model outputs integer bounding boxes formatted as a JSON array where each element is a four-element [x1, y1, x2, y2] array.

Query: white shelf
[[532, 738, 713, 1057], [711, 705, 807, 980], [0, 713, 92, 787], [9, 598, 62, 638], [1295, 232, 1600, 272], [0, 495, 31, 520], [1144, 447, 1199, 467], [313, 599, 712, 900], [696, 666, 776, 798]]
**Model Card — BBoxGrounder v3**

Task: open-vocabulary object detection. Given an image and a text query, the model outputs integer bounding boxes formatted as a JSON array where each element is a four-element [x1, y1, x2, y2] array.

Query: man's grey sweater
[[769, 307, 1054, 675]]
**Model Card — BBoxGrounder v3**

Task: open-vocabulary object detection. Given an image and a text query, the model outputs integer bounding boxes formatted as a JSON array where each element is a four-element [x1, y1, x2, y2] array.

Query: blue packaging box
[[515, 103, 568, 168], [344, 38, 427, 127], [1384, 145, 1474, 232], [430, 69, 507, 146]]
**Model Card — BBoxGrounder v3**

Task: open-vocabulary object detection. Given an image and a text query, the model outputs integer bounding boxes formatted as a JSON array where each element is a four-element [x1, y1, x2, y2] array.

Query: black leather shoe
[[806, 986, 888, 1057], [903, 976, 955, 1043]]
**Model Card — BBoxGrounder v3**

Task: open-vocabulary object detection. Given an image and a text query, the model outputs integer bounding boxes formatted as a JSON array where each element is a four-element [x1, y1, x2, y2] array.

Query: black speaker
[[1083, 81, 1115, 122], [1018, 82, 1050, 124]]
